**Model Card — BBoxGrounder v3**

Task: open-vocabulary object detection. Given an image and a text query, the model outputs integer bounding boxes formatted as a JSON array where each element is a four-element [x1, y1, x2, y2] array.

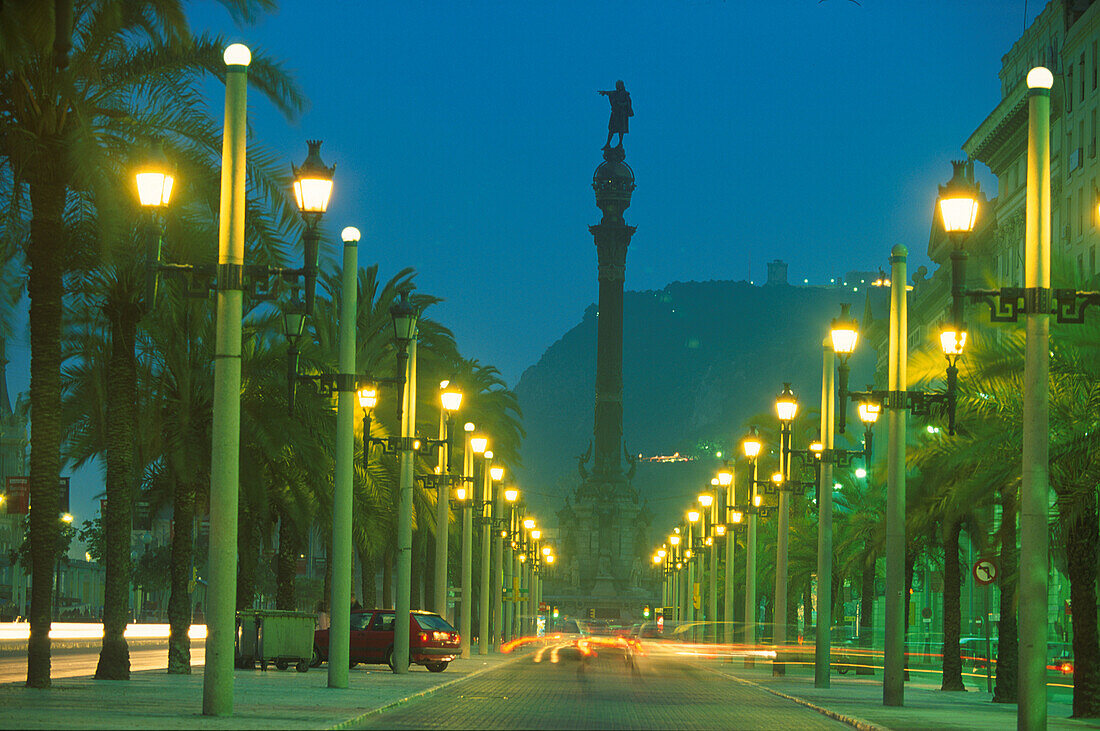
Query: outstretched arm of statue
[[598, 90, 610, 96]]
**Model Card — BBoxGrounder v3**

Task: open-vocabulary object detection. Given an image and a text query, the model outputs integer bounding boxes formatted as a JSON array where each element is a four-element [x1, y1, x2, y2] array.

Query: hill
[[512, 275, 881, 530]]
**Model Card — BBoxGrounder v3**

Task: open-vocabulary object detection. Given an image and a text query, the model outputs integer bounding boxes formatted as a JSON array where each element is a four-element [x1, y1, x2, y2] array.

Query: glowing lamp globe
[[775, 383, 798, 423], [292, 140, 335, 214]]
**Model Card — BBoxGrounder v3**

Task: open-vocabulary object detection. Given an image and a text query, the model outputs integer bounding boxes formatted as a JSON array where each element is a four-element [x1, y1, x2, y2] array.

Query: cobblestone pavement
[[359, 646, 848, 729]]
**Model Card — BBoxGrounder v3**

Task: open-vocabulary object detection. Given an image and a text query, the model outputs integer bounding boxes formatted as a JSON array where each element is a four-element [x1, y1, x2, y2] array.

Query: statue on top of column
[[599, 80, 633, 151]]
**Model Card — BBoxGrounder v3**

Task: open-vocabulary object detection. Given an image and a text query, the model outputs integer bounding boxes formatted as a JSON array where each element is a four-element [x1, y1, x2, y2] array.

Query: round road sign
[[973, 558, 997, 586]]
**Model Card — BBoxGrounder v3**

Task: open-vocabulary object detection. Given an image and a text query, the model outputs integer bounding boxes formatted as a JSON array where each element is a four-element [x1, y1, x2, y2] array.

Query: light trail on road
[[0, 642, 205, 684]]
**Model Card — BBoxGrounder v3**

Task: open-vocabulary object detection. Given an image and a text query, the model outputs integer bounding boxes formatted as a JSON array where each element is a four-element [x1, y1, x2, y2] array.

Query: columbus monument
[[551, 83, 654, 619]]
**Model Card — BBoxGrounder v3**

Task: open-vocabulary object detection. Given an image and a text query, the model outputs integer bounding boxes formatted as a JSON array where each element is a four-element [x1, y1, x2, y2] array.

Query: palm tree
[[1, 0, 305, 686]]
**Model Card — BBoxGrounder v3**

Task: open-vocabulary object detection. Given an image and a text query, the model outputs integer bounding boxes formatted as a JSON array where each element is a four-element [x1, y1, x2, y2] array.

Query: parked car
[[1048, 641, 1074, 676], [311, 609, 460, 672], [959, 636, 998, 669]]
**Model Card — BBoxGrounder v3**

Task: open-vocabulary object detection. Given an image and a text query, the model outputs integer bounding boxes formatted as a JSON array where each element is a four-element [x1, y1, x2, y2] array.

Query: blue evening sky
[[5, 1, 1043, 526]]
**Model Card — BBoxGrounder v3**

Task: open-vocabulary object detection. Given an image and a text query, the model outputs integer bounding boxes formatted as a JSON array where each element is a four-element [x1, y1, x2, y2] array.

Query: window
[[1090, 245, 1096, 275], [375, 614, 396, 631], [351, 612, 373, 631], [1081, 52, 1086, 101], [414, 614, 457, 631], [1094, 41, 1098, 89], [1079, 189, 1085, 237], [1078, 253, 1085, 279], [1069, 68, 1075, 112]]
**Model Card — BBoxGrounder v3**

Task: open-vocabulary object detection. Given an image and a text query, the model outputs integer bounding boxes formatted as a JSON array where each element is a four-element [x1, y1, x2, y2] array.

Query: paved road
[[360, 644, 846, 729], [0, 642, 205, 684]]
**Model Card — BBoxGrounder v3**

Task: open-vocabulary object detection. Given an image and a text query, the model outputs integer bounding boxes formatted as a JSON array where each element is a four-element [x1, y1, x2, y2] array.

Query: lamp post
[[528, 526, 541, 635], [933, 68, 1100, 728], [717, 468, 734, 645], [699, 488, 717, 643], [686, 509, 700, 639], [490, 463, 505, 651], [741, 427, 762, 665], [325, 225, 361, 689], [835, 255, 959, 706], [668, 533, 682, 621], [502, 487, 518, 641], [458, 423, 475, 658], [435, 384, 463, 621], [203, 43, 250, 717], [391, 287, 419, 675], [469, 435, 488, 653], [773, 384, 799, 676]]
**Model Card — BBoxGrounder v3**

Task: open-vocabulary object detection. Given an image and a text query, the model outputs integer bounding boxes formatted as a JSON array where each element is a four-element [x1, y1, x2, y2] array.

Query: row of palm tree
[[2, 0, 524, 690], [704, 304, 1097, 717]]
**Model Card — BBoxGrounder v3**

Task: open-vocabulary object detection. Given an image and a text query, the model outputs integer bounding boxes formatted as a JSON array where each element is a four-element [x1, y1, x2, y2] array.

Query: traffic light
[[552, 607, 559, 618], [643, 605, 650, 618]]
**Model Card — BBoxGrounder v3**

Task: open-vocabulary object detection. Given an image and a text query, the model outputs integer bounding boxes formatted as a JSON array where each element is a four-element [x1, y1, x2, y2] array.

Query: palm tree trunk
[[803, 578, 813, 640], [1064, 496, 1100, 717], [95, 305, 138, 680], [994, 487, 1018, 703], [904, 550, 915, 681], [411, 536, 422, 610], [236, 502, 258, 611], [166, 474, 195, 674], [359, 548, 376, 608], [423, 535, 434, 613], [275, 504, 298, 610], [857, 551, 875, 675], [167, 318, 195, 674], [24, 168, 66, 689], [382, 545, 393, 608], [941, 518, 965, 690]]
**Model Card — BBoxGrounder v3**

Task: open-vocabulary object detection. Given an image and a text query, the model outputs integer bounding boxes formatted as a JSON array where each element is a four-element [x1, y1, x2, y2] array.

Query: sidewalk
[[0, 649, 522, 730], [706, 660, 1100, 730]]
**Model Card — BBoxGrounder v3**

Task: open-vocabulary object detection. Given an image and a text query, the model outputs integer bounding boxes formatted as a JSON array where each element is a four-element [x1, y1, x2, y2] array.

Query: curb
[[701, 664, 883, 731], [327, 652, 526, 730]]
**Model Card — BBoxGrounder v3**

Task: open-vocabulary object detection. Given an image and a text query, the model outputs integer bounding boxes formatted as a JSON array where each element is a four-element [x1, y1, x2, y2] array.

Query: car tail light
[[418, 632, 428, 643], [1061, 662, 1073, 675]]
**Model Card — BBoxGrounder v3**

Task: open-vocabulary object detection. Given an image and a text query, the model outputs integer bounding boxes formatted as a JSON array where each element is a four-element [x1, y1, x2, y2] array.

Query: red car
[[312, 609, 460, 672]]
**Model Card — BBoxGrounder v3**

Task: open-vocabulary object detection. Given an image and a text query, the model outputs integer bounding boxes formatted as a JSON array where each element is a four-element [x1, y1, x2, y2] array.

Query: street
[[0, 641, 205, 684], [360, 646, 846, 730]]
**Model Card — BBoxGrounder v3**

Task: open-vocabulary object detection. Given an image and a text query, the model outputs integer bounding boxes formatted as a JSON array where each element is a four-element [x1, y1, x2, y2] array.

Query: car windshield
[[414, 614, 456, 631]]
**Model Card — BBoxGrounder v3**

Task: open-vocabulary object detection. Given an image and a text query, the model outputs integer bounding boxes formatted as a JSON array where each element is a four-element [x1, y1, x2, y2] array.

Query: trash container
[[255, 610, 316, 672], [235, 610, 260, 669]]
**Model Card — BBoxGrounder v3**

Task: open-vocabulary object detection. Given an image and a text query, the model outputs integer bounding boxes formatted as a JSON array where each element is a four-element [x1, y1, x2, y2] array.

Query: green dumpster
[[255, 610, 316, 672], [235, 610, 260, 669]]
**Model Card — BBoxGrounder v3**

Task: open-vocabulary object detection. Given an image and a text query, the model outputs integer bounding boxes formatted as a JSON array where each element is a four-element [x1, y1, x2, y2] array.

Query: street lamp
[[135, 140, 175, 208], [489, 462, 505, 651], [203, 43, 251, 716], [686, 509, 701, 637], [434, 383, 462, 620], [933, 68, 1100, 726], [502, 487, 519, 641], [290, 140, 334, 315], [459, 422, 475, 658], [667, 533, 683, 622], [477, 444, 493, 655], [741, 426, 764, 661], [389, 285, 422, 675], [699, 488, 718, 641], [773, 384, 798, 676]]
